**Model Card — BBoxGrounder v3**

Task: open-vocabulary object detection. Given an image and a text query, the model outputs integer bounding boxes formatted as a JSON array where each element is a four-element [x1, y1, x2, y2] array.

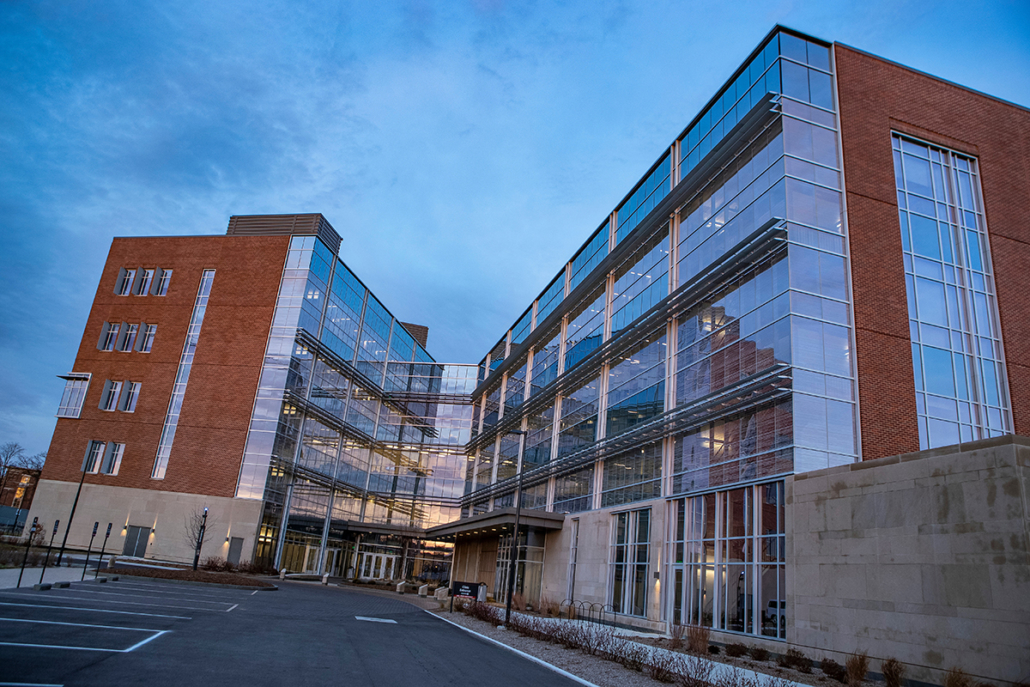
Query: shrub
[[676, 653, 715, 687], [669, 624, 685, 650], [511, 592, 525, 612], [846, 651, 869, 687], [749, 646, 769, 662], [646, 650, 679, 683], [539, 596, 560, 617], [620, 642, 648, 671], [726, 643, 749, 657], [821, 658, 847, 683], [709, 645, 721, 655], [943, 668, 972, 687], [881, 658, 905, 687], [714, 667, 761, 687], [778, 648, 812, 673], [686, 624, 711, 655]]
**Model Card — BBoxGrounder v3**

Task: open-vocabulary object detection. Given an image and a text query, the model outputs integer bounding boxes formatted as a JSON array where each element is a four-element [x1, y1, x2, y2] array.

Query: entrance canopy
[[424, 508, 565, 542]]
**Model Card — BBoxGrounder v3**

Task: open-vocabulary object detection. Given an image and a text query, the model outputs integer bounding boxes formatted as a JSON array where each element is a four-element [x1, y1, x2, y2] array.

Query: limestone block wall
[[787, 435, 1030, 685], [26, 480, 264, 565]]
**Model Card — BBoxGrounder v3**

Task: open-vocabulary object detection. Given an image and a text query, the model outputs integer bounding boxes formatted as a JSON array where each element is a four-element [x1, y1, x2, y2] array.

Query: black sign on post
[[451, 581, 480, 599]]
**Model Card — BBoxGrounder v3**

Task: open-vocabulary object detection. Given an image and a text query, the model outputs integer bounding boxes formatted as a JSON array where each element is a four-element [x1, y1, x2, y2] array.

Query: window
[[156, 269, 172, 296], [135, 269, 155, 295], [120, 382, 141, 412], [892, 134, 1012, 448], [56, 373, 90, 418], [139, 324, 157, 353], [82, 441, 105, 474], [153, 269, 215, 479], [100, 381, 122, 411], [99, 322, 120, 351], [118, 323, 138, 352], [610, 508, 650, 616], [116, 269, 136, 296], [669, 482, 786, 639], [100, 443, 124, 475]]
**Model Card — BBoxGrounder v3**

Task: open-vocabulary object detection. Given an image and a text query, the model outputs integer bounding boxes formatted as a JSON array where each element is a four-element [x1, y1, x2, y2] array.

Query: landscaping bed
[[105, 566, 276, 588]]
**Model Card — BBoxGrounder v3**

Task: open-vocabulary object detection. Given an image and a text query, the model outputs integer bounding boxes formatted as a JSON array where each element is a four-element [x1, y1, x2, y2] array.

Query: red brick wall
[[0, 467, 41, 509], [835, 45, 1030, 459], [41, 235, 289, 497]]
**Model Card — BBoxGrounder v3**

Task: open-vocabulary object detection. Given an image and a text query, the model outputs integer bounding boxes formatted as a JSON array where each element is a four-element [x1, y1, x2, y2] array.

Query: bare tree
[[182, 507, 214, 553], [0, 442, 26, 502], [19, 452, 46, 470]]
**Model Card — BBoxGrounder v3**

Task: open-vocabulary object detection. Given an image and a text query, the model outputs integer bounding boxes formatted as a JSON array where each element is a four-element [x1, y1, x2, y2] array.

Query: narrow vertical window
[[156, 269, 172, 296], [56, 373, 91, 418], [100, 443, 124, 475], [83, 441, 105, 474], [99, 380, 122, 411], [116, 269, 136, 296], [152, 270, 215, 479], [139, 324, 157, 353], [119, 323, 139, 352], [609, 508, 651, 616], [120, 382, 141, 412], [136, 269, 155, 295], [99, 323, 120, 351]]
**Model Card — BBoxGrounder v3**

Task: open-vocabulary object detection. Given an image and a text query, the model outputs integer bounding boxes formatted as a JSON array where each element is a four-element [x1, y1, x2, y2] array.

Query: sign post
[[17, 518, 38, 589], [39, 520, 60, 584], [82, 522, 99, 581], [95, 523, 112, 579]]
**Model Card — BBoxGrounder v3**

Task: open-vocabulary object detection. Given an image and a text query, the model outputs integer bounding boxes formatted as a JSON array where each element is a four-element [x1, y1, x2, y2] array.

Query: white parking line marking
[[0, 682, 64, 686], [51, 588, 233, 606], [0, 593, 221, 612], [122, 630, 170, 652], [93, 582, 253, 598], [0, 617, 161, 632], [226, 604, 238, 613], [355, 616, 397, 624], [0, 601, 191, 620]]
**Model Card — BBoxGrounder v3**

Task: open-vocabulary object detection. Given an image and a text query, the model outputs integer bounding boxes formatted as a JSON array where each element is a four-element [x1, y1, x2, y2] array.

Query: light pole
[[504, 430, 526, 626], [192, 507, 208, 571]]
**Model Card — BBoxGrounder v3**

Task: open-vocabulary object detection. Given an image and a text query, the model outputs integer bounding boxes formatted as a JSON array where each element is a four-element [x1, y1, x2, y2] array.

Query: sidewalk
[[0, 563, 97, 589]]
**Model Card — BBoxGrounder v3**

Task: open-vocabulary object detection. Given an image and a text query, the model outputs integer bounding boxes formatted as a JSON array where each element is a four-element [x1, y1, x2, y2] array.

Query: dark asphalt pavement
[[0, 577, 585, 686]]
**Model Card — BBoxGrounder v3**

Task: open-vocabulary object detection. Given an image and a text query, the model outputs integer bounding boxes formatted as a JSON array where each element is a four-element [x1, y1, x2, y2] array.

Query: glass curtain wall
[[236, 234, 474, 573]]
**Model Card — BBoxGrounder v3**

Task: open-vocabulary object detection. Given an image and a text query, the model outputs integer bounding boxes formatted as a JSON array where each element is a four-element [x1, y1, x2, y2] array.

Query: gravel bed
[[434, 610, 831, 687], [434, 609, 682, 687]]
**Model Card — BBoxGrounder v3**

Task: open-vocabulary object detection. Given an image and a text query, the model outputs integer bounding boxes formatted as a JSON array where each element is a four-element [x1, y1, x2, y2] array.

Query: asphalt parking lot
[[0, 577, 586, 686]]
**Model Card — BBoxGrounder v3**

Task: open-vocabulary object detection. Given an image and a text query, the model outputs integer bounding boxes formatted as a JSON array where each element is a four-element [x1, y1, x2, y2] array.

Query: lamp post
[[504, 430, 526, 626], [192, 507, 208, 571]]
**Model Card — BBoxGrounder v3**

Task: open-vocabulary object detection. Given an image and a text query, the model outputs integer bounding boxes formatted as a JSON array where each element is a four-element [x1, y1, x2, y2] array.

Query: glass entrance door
[[359, 553, 399, 580]]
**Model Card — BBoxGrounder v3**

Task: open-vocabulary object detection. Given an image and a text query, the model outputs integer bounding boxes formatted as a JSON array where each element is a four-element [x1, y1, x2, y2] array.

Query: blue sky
[[2, 0, 1028, 455]]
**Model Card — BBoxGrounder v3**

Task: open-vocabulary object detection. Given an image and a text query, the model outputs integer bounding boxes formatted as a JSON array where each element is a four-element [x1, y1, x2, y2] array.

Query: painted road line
[[0, 601, 191, 620], [355, 616, 397, 624], [49, 588, 234, 605], [0, 617, 163, 633], [0, 592, 225, 612]]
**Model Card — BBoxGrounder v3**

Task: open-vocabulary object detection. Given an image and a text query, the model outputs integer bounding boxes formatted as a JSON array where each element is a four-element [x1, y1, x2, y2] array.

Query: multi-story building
[[428, 26, 1030, 683], [30, 214, 475, 580], [27, 25, 1030, 685]]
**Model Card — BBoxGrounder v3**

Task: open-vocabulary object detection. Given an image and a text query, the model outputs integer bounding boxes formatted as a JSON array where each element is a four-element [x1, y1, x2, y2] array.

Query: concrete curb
[[428, 610, 601, 687]]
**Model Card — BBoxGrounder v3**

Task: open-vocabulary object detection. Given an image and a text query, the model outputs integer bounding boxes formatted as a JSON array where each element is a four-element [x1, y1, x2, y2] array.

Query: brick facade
[[41, 234, 289, 498], [835, 45, 1030, 460]]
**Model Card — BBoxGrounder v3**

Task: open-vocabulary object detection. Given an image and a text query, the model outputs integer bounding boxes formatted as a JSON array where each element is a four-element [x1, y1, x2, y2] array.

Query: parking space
[[0, 579, 585, 687], [0, 576, 266, 686]]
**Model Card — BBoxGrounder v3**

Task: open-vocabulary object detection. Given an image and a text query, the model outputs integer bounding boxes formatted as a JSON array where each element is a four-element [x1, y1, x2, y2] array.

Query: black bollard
[[16, 518, 39, 589], [81, 522, 99, 581], [95, 523, 112, 579], [38, 520, 60, 585]]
